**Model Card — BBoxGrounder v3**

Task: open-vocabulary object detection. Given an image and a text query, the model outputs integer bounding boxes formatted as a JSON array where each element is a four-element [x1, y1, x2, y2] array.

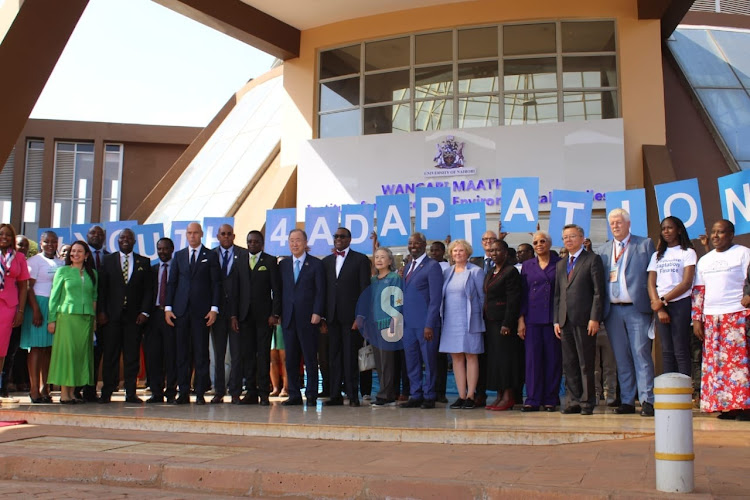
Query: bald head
[[186, 222, 203, 248], [481, 230, 498, 254], [217, 223, 235, 249]]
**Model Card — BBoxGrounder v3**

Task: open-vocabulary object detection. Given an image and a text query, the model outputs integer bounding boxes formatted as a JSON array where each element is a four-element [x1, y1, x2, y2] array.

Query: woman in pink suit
[[0, 224, 30, 403]]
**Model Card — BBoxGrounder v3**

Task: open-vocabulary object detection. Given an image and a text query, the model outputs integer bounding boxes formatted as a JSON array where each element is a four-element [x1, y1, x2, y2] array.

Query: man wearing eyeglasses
[[210, 224, 248, 404], [321, 227, 371, 406]]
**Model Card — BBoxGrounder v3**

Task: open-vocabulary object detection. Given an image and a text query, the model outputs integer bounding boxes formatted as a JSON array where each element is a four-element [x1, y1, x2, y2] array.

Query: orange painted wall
[[281, 0, 665, 190]]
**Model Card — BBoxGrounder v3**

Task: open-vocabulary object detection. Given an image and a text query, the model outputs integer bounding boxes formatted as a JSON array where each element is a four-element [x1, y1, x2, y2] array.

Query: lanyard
[[614, 239, 628, 265]]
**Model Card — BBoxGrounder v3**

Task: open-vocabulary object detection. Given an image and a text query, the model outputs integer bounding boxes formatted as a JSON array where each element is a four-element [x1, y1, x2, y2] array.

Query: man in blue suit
[[279, 229, 325, 406], [401, 232, 443, 409], [165, 222, 222, 405], [597, 208, 656, 417]]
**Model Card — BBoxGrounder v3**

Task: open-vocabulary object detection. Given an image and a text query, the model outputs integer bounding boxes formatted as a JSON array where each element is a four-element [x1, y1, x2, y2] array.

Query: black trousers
[[328, 319, 360, 400], [210, 311, 243, 397], [144, 308, 177, 399], [79, 335, 102, 398], [176, 313, 210, 397], [100, 314, 143, 397], [241, 314, 273, 397], [0, 326, 21, 394], [561, 324, 597, 410], [318, 328, 329, 395]]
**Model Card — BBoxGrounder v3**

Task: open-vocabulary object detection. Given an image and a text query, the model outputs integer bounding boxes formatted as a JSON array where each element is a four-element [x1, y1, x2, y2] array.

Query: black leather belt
[[610, 302, 633, 306]]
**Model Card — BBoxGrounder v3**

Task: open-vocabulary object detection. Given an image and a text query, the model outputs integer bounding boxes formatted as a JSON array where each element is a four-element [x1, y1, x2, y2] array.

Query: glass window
[[365, 37, 409, 70], [364, 104, 411, 135], [503, 24, 556, 55], [320, 44, 361, 79], [696, 88, 750, 161], [561, 21, 616, 52], [414, 99, 453, 131], [504, 92, 558, 125], [319, 110, 361, 138], [458, 61, 499, 93], [669, 30, 741, 88], [563, 91, 618, 121], [458, 96, 500, 128], [415, 65, 453, 99], [458, 27, 498, 60], [53, 142, 95, 227], [365, 70, 410, 104], [320, 78, 360, 112], [102, 144, 123, 222], [711, 29, 750, 89], [563, 56, 617, 88], [416, 31, 452, 64], [504, 58, 557, 91]]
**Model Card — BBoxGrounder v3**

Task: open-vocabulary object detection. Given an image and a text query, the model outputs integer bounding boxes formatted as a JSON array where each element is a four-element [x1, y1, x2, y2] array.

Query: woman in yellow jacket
[[47, 241, 97, 404]]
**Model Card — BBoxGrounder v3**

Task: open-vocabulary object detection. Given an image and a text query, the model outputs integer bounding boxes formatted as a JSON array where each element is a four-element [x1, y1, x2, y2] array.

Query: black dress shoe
[[521, 405, 540, 412], [282, 397, 303, 406], [581, 407, 594, 415], [640, 402, 654, 417], [240, 395, 259, 405], [98, 395, 111, 404], [450, 398, 465, 409], [82, 391, 98, 403], [60, 399, 77, 404], [544, 405, 556, 412], [29, 394, 44, 404], [306, 398, 317, 406], [173, 394, 189, 405], [195, 395, 206, 405], [259, 396, 270, 406], [436, 395, 449, 404], [349, 399, 360, 407], [125, 395, 143, 404], [462, 398, 476, 409], [231, 395, 241, 404], [717, 410, 741, 420], [562, 405, 581, 414], [371, 398, 395, 406], [607, 399, 622, 408], [421, 399, 435, 409], [614, 404, 636, 414], [210, 395, 224, 404], [400, 398, 423, 408], [166, 396, 176, 404], [324, 397, 344, 406], [146, 395, 164, 404]]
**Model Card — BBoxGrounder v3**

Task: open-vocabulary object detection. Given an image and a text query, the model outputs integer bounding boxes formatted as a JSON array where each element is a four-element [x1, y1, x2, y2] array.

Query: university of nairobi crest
[[433, 136, 465, 169]]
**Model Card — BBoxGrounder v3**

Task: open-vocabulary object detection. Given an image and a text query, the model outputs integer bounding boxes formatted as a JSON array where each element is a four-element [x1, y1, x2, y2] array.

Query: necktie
[[484, 257, 492, 274], [190, 249, 196, 267], [250, 254, 257, 270], [612, 241, 625, 298], [122, 254, 129, 307], [406, 259, 417, 280], [567, 255, 576, 280], [223, 249, 230, 276], [95, 250, 101, 269], [158, 263, 168, 306], [335, 250, 346, 257], [294, 259, 301, 283]]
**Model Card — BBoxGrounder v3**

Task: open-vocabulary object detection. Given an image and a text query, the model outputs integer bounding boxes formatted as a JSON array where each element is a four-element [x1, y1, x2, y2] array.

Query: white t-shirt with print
[[647, 246, 697, 301], [694, 245, 750, 315]]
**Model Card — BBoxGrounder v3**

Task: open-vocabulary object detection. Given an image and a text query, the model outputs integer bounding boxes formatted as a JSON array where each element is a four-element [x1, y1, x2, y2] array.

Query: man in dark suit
[[209, 223, 247, 404], [96, 228, 153, 403], [278, 229, 325, 406], [469, 230, 498, 407], [597, 208, 656, 417], [78, 224, 108, 402], [553, 224, 605, 416], [232, 230, 281, 405], [144, 237, 177, 403], [165, 222, 222, 405], [321, 227, 371, 407], [401, 232, 443, 409]]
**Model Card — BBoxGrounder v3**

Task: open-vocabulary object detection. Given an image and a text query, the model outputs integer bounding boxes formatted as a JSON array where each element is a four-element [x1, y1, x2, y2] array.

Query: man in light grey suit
[[597, 208, 656, 417], [554, 224, 605, 416]]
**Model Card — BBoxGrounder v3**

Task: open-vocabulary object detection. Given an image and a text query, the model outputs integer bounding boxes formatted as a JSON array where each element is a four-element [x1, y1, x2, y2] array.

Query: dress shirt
[[119, 252, 134, 281], [407, 253, 427, 279], [609, 233, 633, 304], [249, 252, 261, 270], [292, 252, 307, 270], [335, 247, 349, 278], [220, 246, 234, 274], [156, 259, 172, 306]]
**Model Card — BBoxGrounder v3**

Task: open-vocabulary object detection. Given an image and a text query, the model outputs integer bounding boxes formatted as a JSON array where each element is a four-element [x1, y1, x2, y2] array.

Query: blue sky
[[30, 0, 275, 127]]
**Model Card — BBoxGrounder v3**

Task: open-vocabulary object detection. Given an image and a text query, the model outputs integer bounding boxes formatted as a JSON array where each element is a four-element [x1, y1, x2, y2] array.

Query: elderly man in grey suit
[[597, 208, 656, 417], [554, 224, 605, 416]]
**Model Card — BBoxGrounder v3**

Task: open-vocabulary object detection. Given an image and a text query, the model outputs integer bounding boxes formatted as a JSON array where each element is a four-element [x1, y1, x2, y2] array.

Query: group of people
[[0, 210, 748, 421]]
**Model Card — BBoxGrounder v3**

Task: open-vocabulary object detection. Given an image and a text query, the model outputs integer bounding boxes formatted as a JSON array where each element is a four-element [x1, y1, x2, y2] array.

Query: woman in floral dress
[[692, 219, 750, 420]]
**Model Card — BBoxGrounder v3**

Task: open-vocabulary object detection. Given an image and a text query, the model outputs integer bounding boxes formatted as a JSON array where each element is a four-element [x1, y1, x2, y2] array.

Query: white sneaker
[[0, 396, 19, 404], [363, 394, 372, 401]]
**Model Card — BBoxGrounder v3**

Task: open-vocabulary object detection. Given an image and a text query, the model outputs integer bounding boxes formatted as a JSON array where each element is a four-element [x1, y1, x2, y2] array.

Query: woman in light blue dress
[[439, 239, 485, 409]]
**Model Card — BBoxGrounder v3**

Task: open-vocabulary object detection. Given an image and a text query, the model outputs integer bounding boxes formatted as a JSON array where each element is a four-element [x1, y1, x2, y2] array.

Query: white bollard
[[654, 373, 694, 493]]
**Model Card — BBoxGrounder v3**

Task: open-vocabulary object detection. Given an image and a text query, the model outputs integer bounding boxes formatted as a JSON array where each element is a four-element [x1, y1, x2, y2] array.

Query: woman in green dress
[[47, 240, 97, 404]]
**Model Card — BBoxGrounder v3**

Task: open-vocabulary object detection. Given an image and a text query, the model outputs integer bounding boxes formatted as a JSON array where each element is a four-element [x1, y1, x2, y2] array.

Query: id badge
[[609, 268, 618, 282]]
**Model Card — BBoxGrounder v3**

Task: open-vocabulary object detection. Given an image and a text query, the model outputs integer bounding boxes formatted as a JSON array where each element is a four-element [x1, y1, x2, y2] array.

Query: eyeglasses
[[333, 234, 349, 239], [481, 237, 497, 242], [532, 239, 547, 245], [562, 234, 582, 241]]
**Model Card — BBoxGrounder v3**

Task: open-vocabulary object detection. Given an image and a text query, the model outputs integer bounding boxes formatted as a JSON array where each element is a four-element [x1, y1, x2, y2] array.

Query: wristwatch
[[660, 296, 668, 307]]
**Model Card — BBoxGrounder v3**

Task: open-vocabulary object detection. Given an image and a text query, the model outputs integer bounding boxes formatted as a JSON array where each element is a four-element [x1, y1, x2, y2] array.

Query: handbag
[[358, 340, 376, 372]]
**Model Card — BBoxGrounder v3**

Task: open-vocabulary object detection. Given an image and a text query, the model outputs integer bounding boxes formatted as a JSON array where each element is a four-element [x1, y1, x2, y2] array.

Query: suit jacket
[[470, 254, 494, 273], [234, 250, 281, 322], [596, 234, 655, 317], [165, 245, 222, 317], [151, 261, 173, 310], [553, 249, 605, 328], [279, 253, 325, 329], [441, 263, 485, 334], [48, 266, 98, 321], [520, 255, 561, 325], [403, 255, 443, 330], [322, 249, 371, 326], [214, 244, 247, 318], [482, 263, 521, 330], [97, 252, 153, 322]]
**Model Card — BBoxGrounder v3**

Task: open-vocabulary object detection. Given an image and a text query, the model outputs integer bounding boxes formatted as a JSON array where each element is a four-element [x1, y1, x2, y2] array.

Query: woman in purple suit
[[517, 231, 562, 412]]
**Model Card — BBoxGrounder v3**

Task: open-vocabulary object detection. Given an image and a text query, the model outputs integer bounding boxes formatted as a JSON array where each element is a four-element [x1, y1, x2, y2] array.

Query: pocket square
[[137, 266, 144, 271], [257, 266, 267, 271], [201, 259, 207, 263]]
